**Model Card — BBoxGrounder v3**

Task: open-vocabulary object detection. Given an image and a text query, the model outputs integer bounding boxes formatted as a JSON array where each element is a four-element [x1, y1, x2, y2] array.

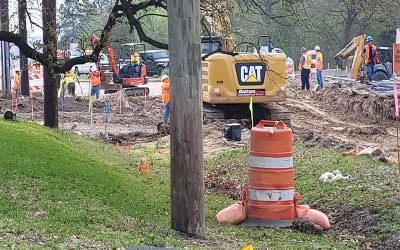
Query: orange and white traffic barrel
[[244, 120, 295, 227]]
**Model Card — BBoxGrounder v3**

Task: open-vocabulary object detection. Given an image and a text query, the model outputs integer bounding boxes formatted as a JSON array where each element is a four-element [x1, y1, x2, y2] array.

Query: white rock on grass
[[319, 170, 350, 183]]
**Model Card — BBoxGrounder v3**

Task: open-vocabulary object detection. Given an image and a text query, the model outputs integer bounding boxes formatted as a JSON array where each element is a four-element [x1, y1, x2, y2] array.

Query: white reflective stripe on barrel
[[247, 188, 294, 202], [250, 156, 293, 169]]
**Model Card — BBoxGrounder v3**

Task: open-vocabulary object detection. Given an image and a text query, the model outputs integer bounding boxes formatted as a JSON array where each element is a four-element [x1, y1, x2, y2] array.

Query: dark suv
[[139, 50, 169, 76]]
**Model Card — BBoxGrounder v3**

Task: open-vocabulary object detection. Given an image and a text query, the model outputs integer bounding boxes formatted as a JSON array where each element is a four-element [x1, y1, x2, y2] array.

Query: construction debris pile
[[313, 85, 396, 123]]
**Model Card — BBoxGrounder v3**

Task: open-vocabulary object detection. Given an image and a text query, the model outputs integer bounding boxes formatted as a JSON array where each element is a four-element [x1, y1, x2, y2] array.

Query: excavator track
[[124, 87, 150, 97], [203, 103, 291, 127]]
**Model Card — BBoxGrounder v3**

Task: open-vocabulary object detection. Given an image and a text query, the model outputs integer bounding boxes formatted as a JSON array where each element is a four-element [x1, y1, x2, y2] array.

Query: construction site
[[1, 0, 400, 249], [1, 68, 400, 156]]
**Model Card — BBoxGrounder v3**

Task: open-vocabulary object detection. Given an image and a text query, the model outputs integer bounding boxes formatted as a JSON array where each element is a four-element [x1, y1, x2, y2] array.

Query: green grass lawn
[[0, 120, 398, 249]]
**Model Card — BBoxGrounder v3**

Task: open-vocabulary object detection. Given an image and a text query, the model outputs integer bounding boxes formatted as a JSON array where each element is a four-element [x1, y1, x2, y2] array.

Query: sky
[[8, 0, 65, 37]]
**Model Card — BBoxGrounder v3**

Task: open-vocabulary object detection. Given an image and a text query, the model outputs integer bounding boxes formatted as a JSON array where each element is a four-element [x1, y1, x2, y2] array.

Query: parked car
[[74, 53, 109, 75], [254, 46, 286, 56], [139, 50, 169, 76]]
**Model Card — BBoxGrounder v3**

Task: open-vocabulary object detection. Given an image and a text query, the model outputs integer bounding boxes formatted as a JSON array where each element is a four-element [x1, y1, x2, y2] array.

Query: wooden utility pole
[[18, 0, 29, 96], [168, 0, 205, 238], [42, 0, 58, 128]]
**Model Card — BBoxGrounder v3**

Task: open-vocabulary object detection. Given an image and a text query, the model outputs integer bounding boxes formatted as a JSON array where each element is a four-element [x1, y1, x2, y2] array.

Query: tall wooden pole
[[42, 0, 58, 128], [168, 0, 205, 238], [18, 0, 29, 96]]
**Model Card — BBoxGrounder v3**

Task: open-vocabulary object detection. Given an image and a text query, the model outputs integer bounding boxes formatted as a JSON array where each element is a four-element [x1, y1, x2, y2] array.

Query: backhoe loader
[[334, 34, 392, 82]]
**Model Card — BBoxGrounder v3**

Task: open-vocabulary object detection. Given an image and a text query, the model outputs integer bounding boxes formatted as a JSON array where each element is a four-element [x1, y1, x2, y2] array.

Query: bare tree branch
[[26, 10, 43, 30]]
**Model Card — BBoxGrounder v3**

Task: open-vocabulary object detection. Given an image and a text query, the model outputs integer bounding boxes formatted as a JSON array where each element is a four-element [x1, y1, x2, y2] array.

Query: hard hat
[[300, 47, 307, 52], [315, 46, 320, 51], [161, 74, 169, 81], [366, 36, 373, 42]]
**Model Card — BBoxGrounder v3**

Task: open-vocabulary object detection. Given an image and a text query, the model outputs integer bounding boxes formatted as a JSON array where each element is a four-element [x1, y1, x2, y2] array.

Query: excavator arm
[[201, 0, 235, 52], [334, 34, 366, 80]]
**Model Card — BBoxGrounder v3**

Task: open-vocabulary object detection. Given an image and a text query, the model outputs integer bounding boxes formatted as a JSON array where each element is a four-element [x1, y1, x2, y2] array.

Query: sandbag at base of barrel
[[296, 205, 331, 230], [215, 201, 247, 225]]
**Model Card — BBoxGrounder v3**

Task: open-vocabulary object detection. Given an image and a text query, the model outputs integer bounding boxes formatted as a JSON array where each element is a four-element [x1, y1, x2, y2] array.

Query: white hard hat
[[161, 74, 169, 81], [315, 46, 321, 51]]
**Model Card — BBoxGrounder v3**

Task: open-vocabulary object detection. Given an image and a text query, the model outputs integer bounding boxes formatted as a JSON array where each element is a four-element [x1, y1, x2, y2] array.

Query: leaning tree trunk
[[18, 0, 29, 96], [42, 0, 58, 128], [168, 0, 205, 238]]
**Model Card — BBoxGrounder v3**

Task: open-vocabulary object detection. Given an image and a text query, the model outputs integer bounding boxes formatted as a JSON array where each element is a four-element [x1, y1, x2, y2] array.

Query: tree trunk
[[0, 0, 9, 95], [0, 0, 8, 31], [342, 5, 358, 46], [42, 0, 58, 128], [168, 0, 205, 238], [18, 0, 29, 96]]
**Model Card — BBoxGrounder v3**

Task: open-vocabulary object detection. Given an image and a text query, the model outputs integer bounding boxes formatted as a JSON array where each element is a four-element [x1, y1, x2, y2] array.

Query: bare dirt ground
[[285, 78, 398, 156], [0, 92, 250, 155], [1, 75, 397, 155]]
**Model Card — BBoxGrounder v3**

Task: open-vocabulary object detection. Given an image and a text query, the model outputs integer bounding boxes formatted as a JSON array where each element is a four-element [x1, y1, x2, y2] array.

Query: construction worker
[[315, 46, 324, 89], [130, 48, 141, 77], [363, 35, 379, 82], [11, 70, 21, 107], [130, 49, 140, 64], [89, 66, 101, 99], [161, 74, 170, 124], [299, 47, 311, 90], [65, 69, 76, 96]]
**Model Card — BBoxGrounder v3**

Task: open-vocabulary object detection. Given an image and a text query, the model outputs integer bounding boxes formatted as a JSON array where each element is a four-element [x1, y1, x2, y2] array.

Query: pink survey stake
[[395, 80, 399, 117]]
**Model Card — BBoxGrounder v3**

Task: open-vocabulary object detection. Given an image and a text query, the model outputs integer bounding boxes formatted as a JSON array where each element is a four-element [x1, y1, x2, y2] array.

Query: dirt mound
[[293, 128, 353, 149], [345, 126, 388, 136], [205, 163, 246, 200], [377, 234, 400, 250], [329, 204, 381, 238], [99, 131, 161, 144], [292, 218, 323, 235], [314, 86, 394, 123]]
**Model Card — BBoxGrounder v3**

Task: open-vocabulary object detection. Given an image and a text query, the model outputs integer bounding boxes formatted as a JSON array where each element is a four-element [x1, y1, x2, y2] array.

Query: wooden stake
[[397, 116, 400, 171], [30, 95, 34, 120], [119, 90, 122, 114]]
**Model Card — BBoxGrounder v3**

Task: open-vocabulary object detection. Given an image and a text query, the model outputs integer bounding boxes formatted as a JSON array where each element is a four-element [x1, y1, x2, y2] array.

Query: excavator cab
[[335, 34, 392, 82], [105, 43, 149, 96], [257, 35, 274, 54], [201, 36, 226, 54], [114, 43, 149, 95], [374, 47, 393, 80]]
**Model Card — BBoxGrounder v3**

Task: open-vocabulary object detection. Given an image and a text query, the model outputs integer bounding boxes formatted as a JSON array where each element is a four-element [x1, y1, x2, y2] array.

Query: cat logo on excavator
[[235, 62, 266, 85]]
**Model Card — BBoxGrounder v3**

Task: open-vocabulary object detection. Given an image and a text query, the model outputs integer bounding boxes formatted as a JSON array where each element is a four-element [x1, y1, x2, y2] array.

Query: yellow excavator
[[200, 7, 290, 126], [334, 34, 392, 82]]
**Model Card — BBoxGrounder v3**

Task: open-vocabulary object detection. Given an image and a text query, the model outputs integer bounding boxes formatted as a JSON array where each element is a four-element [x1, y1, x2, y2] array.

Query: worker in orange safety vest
[[363, 35, 379, 82], [89, 66, 101, 99], [161, 74, 170, 123], [315, 46, 324, 89], [11, 70, 21, 107]]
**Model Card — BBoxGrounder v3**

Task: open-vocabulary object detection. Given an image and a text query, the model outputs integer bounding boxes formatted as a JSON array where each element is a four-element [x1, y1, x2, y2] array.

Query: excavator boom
[[334, 34, 366, 80]]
